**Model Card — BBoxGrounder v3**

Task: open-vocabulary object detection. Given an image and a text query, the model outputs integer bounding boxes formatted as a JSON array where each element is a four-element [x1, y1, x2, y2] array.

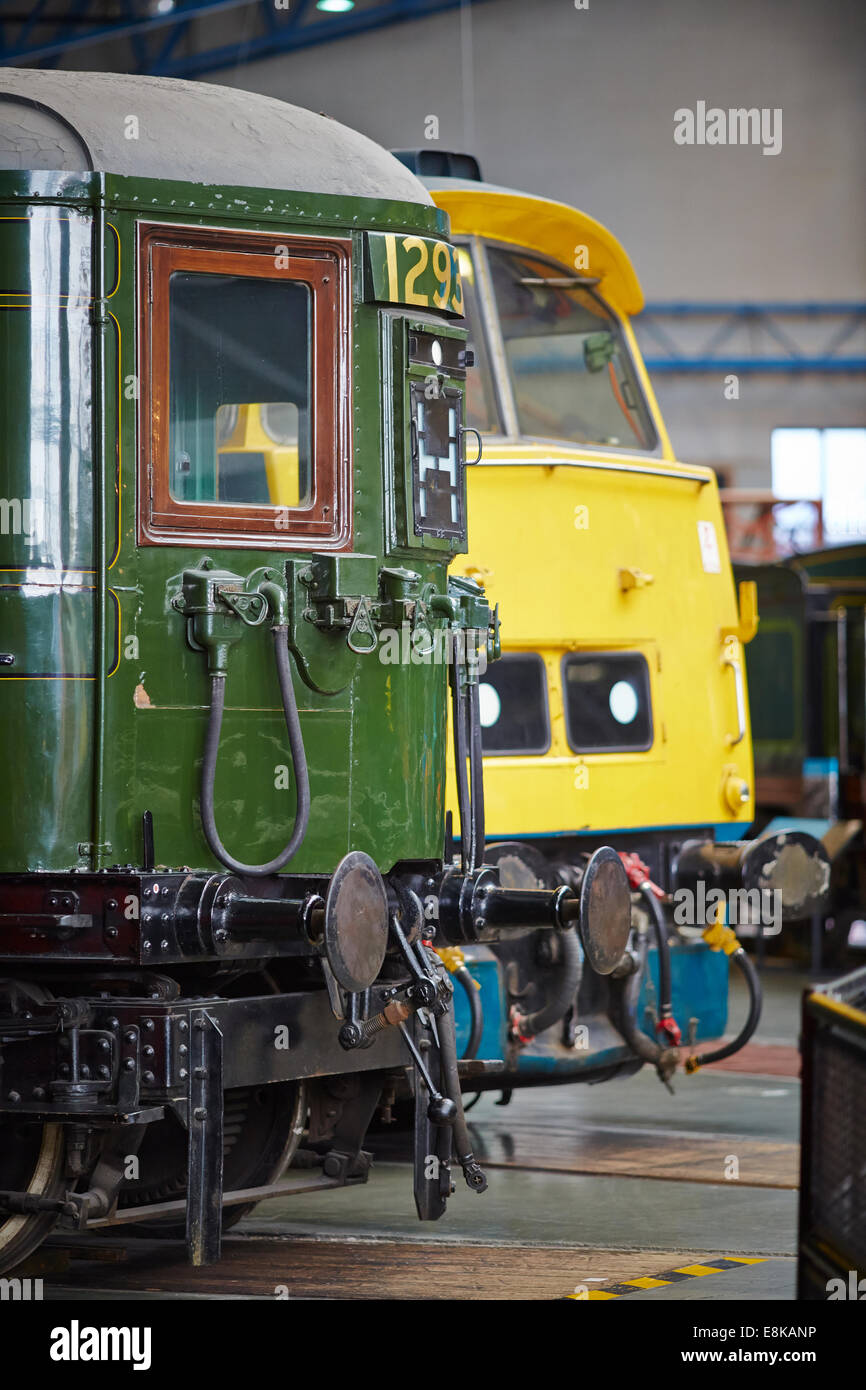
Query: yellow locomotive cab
[[432, 181, 756, 840]]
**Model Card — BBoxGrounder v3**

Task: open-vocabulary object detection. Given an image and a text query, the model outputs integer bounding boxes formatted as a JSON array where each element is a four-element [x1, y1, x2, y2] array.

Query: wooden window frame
[[138, 222, 352, 550]]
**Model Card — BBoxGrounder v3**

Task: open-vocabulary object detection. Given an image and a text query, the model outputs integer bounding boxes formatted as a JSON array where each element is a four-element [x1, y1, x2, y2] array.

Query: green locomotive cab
[[738, 545, 866, 968], [0, 70, 623, 1273]]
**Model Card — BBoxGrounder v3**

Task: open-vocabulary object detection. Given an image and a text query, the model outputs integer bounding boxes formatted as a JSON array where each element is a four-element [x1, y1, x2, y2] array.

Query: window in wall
[[771, 428, 866, 546], [478, 653, 550, 755], [140, 227, 349, 546], [486, 246, 656, 452], [562, 651, 653, 753]]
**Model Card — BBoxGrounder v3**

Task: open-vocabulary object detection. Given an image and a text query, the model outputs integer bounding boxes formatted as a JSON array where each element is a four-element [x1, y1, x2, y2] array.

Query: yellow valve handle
[[702, 920, 742, 956], [435, 945, 482, 989]]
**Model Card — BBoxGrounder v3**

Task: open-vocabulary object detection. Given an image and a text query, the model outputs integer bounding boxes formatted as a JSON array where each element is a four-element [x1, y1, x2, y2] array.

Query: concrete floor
[[37, 957, 810, 1301]]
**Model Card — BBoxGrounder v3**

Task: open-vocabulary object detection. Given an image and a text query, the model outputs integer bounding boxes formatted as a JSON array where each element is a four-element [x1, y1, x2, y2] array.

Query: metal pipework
[[673, 830, 830, 923], [435, 847, 632, 977], [436, 865, 575, 944], [174, 873, 315, 955]]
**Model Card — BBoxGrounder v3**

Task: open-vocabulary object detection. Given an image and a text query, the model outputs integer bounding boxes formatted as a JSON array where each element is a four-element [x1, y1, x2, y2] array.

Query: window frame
[[479, 650, 552, 757], [137, 222, 352, 549], [471, 236, 661, 457], [561, 649, 654, 755], [451, 239, 505, 437]]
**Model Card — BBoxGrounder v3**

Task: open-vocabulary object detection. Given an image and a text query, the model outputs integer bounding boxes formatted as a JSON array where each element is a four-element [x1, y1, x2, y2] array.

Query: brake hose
[[685, 946, 762, 1072], [639, 881, 679, 1044], [200, 625, 310, 877], [469, 680, 486, 868], [454, 963, 483, 1060], [610, 933, 665, 1065], [510, 928, 582, 1042], [451, 676, 476, 870]]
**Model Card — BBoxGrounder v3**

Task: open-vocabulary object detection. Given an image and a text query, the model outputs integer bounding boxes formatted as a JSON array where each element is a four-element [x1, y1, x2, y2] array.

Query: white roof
[[0, 68, 432, 204]]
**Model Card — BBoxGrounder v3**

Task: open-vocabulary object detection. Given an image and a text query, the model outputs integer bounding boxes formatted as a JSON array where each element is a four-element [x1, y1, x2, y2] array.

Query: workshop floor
[[39, 960, 810, 1301]]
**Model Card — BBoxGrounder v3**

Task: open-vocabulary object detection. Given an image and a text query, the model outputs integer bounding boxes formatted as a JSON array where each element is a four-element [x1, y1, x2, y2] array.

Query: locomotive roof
[[0, 68, 432, 205], [426, 176, 644, 316]]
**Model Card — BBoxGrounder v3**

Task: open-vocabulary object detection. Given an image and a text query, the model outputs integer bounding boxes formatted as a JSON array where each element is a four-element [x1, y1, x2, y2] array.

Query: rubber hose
[[640, 883, 673, 1023], [451, 678, 475, 870], [469, 680, 486, 869], [436, 1001, 479, 1172], [200, 626, 310, 877], [455, 964, 483, 1059], [686, 947, 762, 1070], [511, 929, 583, 1040], [610, 934, 665, 1064]]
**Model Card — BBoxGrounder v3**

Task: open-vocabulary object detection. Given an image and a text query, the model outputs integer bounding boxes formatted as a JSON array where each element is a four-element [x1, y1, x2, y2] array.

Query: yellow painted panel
[[447, 458, 754, 835]]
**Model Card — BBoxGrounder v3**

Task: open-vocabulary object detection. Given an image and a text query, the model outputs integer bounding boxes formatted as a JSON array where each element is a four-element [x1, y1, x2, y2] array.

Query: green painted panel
[[0, 584, 119, 678], [0, 172, 464, 875], [0, 679, 93, 868]]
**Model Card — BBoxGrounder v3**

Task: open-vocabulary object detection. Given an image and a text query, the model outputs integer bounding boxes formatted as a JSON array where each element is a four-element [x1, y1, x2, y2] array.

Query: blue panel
[[803, 757, 839, 777], [486, 821, 753, 840], [638, 942, 729, 1043], [457, 941, 730, 1077], [762, 815, 832, 840], [451, 956, 506, 1061]]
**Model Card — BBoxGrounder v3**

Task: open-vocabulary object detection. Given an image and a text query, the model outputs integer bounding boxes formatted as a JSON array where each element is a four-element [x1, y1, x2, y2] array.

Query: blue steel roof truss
[[637, 301, 866, 374], [0, 0, 496, 78]]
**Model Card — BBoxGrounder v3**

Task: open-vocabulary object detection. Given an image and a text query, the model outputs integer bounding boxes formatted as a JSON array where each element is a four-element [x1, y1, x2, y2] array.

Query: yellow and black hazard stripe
[[566, 1255, 766, 1299]]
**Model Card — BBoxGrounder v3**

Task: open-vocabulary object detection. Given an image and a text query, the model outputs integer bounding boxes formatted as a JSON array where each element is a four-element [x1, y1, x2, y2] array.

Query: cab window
[[487, 246, 656, 452], [139, 226, 350, 547], [478, 653, 550, 754], [562, 652, 653, 753], [169, 273, 311, 509]]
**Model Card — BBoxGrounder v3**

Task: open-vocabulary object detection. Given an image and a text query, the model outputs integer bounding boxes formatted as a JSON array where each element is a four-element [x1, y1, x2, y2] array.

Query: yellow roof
[[428, 182, 644, 316]]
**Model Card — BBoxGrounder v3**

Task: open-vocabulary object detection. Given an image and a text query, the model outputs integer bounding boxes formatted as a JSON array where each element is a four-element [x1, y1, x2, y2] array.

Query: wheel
[[117, 1080, 306, 1237], [0, 1122, 65, 1274]]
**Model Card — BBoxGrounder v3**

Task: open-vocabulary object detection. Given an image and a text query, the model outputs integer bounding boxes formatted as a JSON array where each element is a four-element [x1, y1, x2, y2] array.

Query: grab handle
[[722, 642, 747, 747]]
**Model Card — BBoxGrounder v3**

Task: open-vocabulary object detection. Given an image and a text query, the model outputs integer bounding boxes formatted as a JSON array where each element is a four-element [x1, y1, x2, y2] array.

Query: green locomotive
[[0, 70, 631, 1272], [737, 544, 866, 966]]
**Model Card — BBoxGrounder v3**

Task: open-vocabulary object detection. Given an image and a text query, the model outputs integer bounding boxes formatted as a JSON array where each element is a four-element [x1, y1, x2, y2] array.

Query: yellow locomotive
[[389, 153, 829, 1089], [431, 173, 756, 838]]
